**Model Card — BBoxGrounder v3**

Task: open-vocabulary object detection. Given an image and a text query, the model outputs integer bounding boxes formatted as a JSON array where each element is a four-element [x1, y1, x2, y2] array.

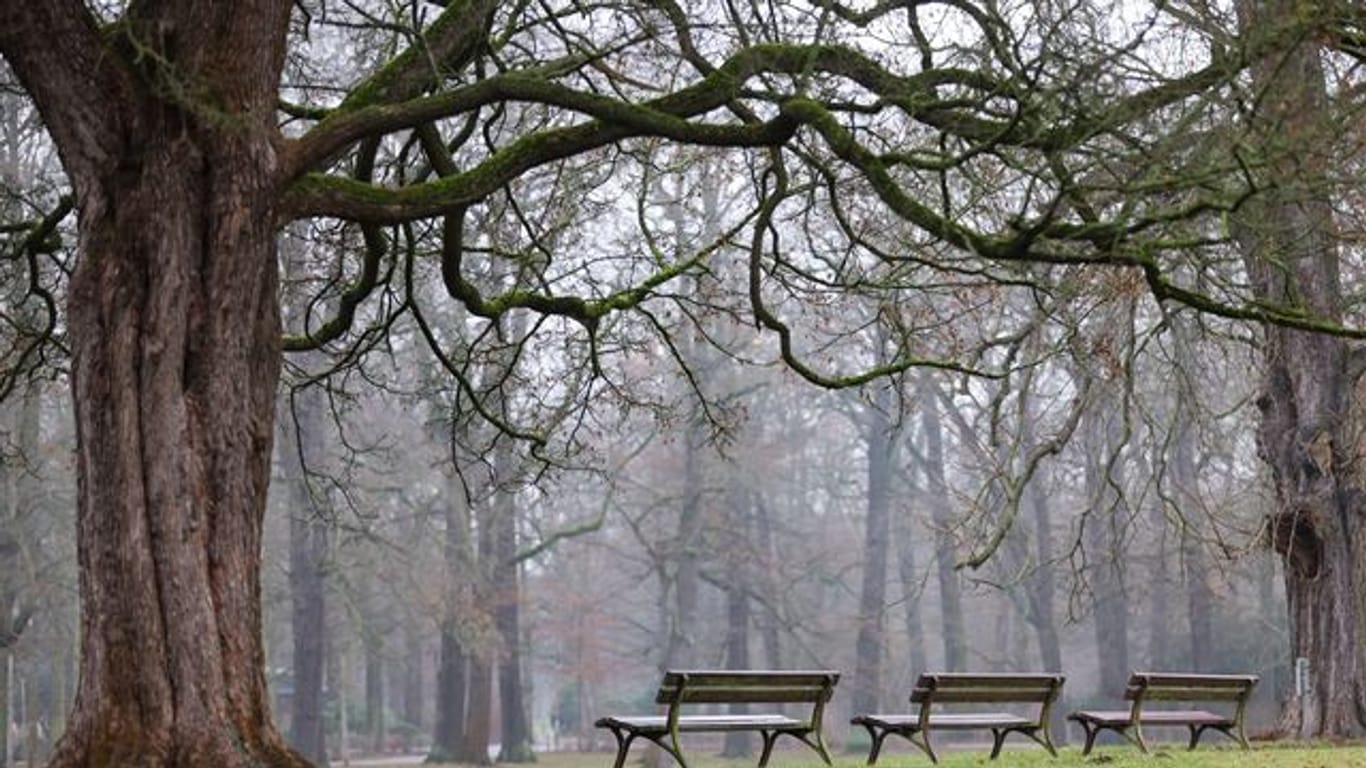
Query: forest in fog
[[0, 0, 1363, 766], [0, 216, 1292, 762]]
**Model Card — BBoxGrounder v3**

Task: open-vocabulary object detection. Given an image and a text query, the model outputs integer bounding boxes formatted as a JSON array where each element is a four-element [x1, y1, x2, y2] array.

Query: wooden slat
[[596, 714, 808, 733], [1139, 710, 1233, 726], [660, 670, 838, 687], [911, 688, 1057, 704], [851, 712, 1034, 729], [662, 688, 833, 705], [909, 673, 1062, 705], [1130, 673, 1258, 688], [1140, 688, 1250, 702], [918, 673, 1064, 688], [656, 670, 838, 705]]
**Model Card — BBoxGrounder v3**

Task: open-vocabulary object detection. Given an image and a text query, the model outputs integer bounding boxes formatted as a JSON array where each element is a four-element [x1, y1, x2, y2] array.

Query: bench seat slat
[[595, 714, 808, 733], [1070, 709, 1234, 727], [853, 712, 1035, 730]]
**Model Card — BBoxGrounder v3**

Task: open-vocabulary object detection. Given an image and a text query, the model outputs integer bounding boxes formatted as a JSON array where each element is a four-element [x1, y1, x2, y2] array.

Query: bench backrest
[[1124, 672, 1258, 723], [656, 670, 839, 706], [910, 673, 1064, 728], [655, 670, 839, 732]]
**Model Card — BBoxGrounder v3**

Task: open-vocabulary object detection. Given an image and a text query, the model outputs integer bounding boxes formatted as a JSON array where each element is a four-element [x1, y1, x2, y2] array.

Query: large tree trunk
[[1237, 0, 1366, 736], [0, 3, 305, 765], [57, 132, 302, 767]]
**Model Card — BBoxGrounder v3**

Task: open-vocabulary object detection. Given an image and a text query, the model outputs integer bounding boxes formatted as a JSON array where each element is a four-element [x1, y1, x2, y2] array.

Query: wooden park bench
[[850, 673, 1065, 764], [1068, 672, 1258, 754], [595, 670, 839, 768]]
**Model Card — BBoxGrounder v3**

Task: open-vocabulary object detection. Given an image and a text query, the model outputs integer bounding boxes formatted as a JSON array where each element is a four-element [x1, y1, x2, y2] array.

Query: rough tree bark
[[0, 2, 309, 765], [1237, 0, 1366, 737]]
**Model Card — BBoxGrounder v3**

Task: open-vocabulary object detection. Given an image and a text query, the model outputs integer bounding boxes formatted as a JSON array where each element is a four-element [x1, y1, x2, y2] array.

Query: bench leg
[[777, 729, 834, 767], [914, 730, 938, 765], [663, 730, 690, 768], [990, 728, 1008, 759], [860, 724, 889, 767], [1035, 723, 1059, 757], [1132, 721, 1149, 754], [604, 728, 636, 768], [757, 731, 779, 768], [1077, 722, 1099, 756]]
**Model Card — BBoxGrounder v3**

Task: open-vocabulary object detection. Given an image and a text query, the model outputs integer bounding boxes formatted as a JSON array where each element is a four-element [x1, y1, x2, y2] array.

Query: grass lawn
[[394, 742, 1366, 768]]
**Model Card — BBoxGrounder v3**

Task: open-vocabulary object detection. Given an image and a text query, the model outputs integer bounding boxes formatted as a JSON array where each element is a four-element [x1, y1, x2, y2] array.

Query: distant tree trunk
[[1017, 410, 1062, 678], [432, 626, 468, 760], [722, 489, 753, 758], [1173, 430, 1213, 672], [894, 509, 928, 677], [403, 622, 424, 741], [460, 492, 495, 766], [284, 447, 330, 766], [0, 649, 8, 768], [0, 380, 39, 768], [918, 373, 966, 671], [280, 235, 331, 767], [1146, 512, 1172, 669], [432, 468, 474, 761], [462, 657, 493, 766], [1085, 410, 1129, 697], [364, 635, 384, 754], [494, 469, 533, 762], [668, 413, 705, 672], [1022, 477, 1065, 742], [754, 494, 783, 669], [853, 386, 896, 716], [1167, 315, 1213, 673]]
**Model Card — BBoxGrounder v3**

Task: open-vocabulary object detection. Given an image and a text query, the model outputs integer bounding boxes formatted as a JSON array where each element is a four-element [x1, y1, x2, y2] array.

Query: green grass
[[399, 742, 1366, 768]]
